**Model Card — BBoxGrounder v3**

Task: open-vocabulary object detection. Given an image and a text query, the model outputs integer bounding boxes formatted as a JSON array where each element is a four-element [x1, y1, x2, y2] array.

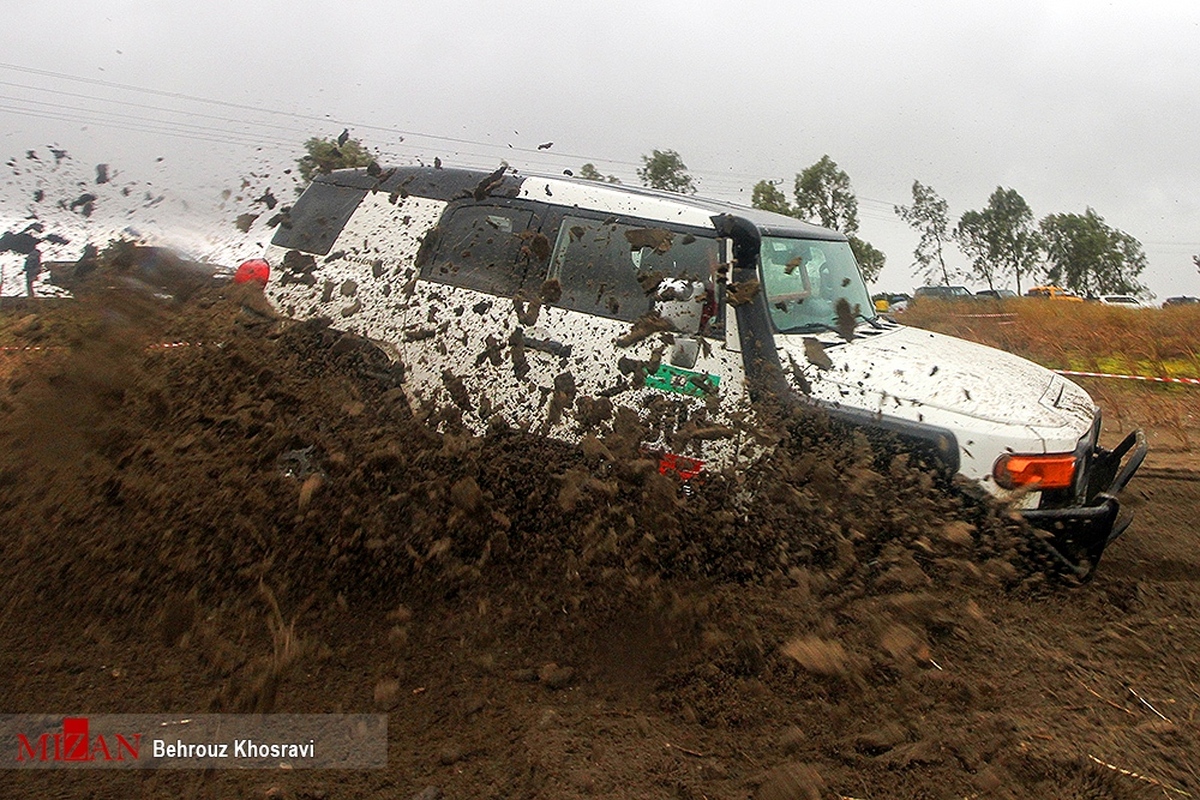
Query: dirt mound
[[0, 277, 1031, 609], [1, 276, 1196, 799]]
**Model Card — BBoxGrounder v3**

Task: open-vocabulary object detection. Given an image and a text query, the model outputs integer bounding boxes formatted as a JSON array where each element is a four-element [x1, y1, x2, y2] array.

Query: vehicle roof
[[315, 165, 846, 242]]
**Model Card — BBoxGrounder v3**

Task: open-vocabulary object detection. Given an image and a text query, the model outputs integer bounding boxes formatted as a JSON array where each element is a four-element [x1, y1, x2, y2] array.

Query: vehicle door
[[400, 197, 555, 432], [526, 211, 750, 472]]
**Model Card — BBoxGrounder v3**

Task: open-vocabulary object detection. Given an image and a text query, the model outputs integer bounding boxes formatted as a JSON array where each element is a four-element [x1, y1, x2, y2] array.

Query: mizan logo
[[16, 717, 141, 763]]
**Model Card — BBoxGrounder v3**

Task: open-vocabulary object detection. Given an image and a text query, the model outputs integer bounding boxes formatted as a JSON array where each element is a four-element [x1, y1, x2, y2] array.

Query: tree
[[1040, 208, 1147, 297], [750, 180, 793, 215], [297, 134, 375, 184], [848, 235, 885, 283], [954, 210, 999, 290], [793, 155, 859, 235], [578, 163, 621, 184], [792, 156, 884, 281], [954, 187, 1043, 294], [637, 149, 696, 194], [754, 158, 884, 282], [895, 180, 953, 286]]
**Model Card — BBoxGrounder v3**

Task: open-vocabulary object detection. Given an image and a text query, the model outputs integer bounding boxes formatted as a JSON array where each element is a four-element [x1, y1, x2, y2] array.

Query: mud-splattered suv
[[257, 165, 1146, 576]]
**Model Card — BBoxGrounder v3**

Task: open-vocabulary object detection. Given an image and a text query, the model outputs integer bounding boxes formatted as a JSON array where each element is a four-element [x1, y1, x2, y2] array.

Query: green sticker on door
[[644, 364, 720, 397]]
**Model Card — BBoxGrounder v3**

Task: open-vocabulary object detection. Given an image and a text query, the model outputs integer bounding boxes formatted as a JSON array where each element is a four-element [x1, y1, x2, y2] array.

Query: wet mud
[[0, 261, 1198, 799]]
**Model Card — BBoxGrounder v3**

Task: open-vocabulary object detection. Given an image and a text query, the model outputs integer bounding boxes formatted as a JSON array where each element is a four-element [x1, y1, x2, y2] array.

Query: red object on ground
[[657, 452, 705, 481], [233, 258, 270, 286]]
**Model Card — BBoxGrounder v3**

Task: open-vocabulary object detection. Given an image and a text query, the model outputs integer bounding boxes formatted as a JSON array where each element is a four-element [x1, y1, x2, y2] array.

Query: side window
[[421, 204, 538, 296], [548, 215, 720, 323], [271, 182, 367, 255]]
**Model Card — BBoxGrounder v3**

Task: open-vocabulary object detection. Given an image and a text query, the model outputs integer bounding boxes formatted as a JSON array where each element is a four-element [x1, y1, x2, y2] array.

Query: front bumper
[[1022, 429, 1148, 578]]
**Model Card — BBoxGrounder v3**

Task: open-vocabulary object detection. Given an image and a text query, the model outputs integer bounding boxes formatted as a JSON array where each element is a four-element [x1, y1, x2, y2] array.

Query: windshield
[[759, 236, 874, 333]]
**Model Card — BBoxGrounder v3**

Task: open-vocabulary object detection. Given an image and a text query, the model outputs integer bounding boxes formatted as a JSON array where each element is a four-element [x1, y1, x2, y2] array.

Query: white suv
[[1098, 294, 1141, 306], [255, 165, 1146, 576]]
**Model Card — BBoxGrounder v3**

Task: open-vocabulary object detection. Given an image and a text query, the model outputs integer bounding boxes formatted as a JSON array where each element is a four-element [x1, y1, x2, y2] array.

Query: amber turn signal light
[[993, 453, 1076, 490]]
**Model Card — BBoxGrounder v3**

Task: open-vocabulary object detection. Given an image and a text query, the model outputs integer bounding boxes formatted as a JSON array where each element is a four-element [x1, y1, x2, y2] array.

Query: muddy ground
[[0, 274, 1198, 800]]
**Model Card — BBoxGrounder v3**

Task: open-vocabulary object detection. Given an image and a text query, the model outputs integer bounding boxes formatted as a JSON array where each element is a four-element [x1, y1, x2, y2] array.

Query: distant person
[[0, 222, 68, 296], [22, 249, 40, 297]]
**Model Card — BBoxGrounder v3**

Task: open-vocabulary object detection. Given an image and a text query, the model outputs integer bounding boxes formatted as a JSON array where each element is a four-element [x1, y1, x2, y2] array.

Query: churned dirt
[[1, 261, 1199, 799]]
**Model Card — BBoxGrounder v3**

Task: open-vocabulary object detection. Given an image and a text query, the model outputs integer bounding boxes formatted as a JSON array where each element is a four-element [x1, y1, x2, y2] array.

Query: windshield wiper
[[779, 321, 843, 336], [781, 316, 879, 337], [856, 312, 883, 329]]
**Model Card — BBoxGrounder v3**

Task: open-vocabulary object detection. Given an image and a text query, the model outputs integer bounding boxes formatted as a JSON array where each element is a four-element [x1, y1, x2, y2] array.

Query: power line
[[0, 78, 653, 191], [0, 62, 923, 211], [5, 63, 1196, 255], [0, 102, 275, 150], [0, 61, 649, 169], [0, 79, 329, 145], [0, 61, 896, 193], [0, 96, 303, 150]]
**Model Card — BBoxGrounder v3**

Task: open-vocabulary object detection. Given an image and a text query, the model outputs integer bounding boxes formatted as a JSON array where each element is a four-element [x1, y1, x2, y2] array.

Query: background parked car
[[975, 289, 1017, 301], [1026, 285, 1083, 302], [912, 285, 972, 302], [1097, 294, 1142, 306], [1163, 295, 1199, 306], [872, 292, 911, 313]]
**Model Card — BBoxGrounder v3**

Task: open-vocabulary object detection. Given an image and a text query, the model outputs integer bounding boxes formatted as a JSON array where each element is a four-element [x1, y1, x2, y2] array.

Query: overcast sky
[[0, 0, 1197, 299]]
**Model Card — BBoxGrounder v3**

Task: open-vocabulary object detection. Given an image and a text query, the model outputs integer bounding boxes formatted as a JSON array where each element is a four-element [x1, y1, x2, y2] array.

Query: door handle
[[520, 332, 572, 359]]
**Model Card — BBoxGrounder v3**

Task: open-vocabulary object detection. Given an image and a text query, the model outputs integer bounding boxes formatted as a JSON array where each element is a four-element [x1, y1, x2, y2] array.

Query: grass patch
[[900, 299, 1200, 378]]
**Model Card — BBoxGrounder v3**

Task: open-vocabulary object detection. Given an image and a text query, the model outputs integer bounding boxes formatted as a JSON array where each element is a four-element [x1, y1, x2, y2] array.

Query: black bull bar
[[1022, 429, 1148, 579]]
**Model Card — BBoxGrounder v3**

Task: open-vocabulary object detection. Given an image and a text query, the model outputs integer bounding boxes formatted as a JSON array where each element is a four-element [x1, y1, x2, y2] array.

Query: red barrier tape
[[1056, 369, 1200, 387], [146, 342, 214, 349]]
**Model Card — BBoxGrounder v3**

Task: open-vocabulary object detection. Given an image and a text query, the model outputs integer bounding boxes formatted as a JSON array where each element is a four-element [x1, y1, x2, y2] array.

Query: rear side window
[[549, 215, 719, 322], [421, 205, 541, 296], [270, 182, 367, 255]]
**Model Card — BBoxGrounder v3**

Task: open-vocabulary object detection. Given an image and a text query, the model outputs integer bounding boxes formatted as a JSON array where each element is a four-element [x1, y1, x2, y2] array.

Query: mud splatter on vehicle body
[[260, 165, 1146, 575], [265, 167, 751, 473]]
